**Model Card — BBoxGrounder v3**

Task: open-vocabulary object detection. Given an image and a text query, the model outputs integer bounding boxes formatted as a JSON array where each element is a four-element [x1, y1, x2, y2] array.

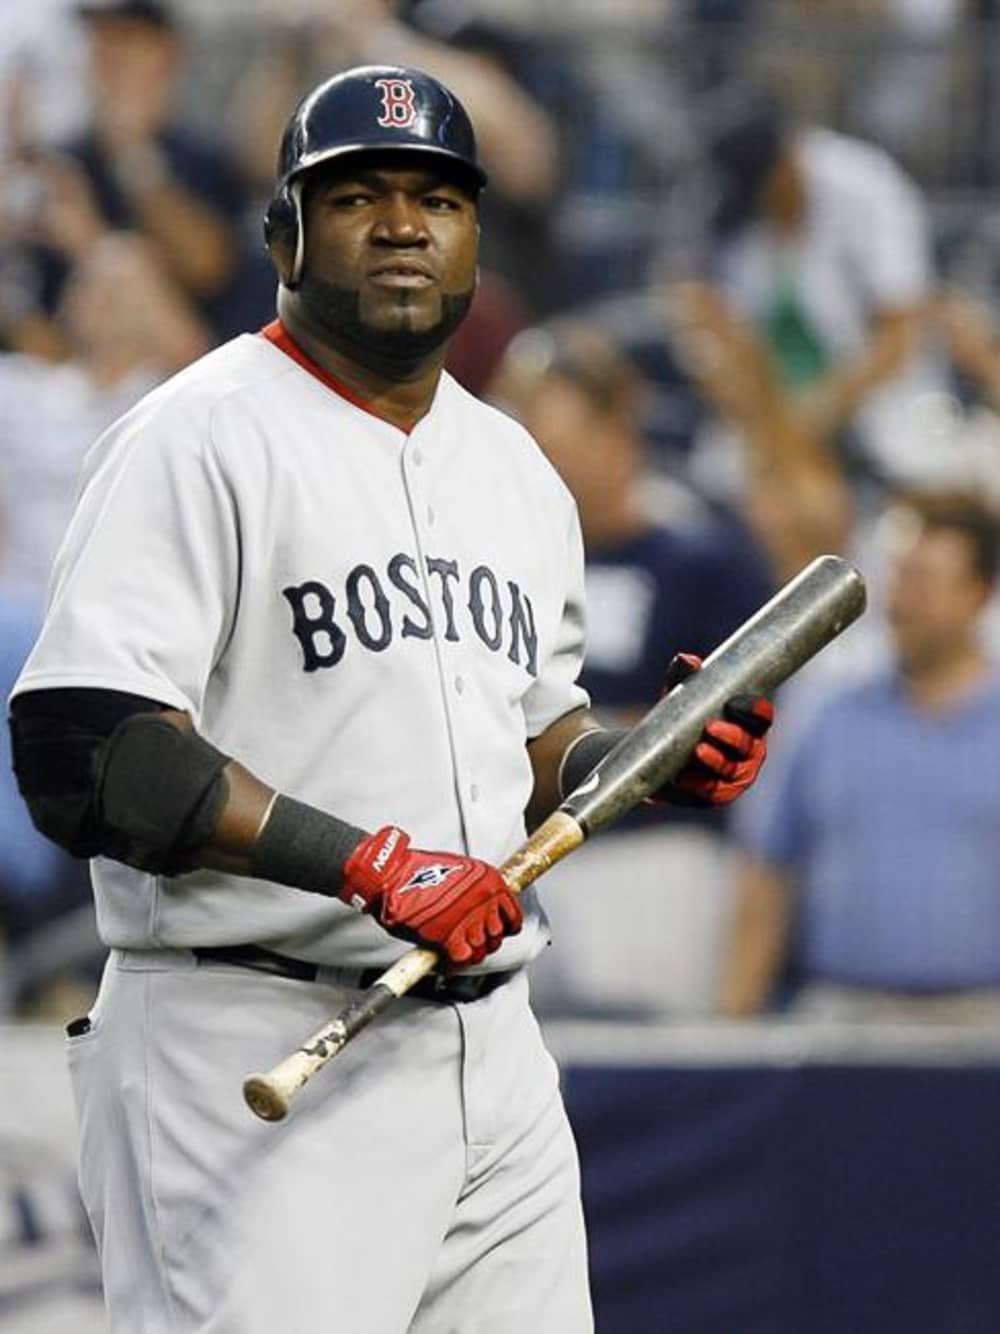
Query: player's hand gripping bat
[[244, 553, 866, 1121]]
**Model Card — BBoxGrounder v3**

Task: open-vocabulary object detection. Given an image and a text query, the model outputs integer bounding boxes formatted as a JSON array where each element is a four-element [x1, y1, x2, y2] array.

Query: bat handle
[[242, 811, 585, 1121]]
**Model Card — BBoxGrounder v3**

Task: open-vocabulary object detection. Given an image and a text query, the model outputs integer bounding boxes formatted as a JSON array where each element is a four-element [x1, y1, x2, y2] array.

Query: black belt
[[192, 943, 516, 1004]]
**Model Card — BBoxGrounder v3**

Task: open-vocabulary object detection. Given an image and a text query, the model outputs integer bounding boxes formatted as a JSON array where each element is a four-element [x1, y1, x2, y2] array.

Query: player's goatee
[[299, 276, 474, 367]]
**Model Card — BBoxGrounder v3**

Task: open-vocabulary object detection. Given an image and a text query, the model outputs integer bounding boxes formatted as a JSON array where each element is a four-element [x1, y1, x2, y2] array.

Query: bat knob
[[243, 1074, 290, 1122]]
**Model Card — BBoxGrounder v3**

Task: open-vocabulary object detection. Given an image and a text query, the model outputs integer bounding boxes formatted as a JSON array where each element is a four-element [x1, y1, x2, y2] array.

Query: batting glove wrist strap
[[342, 826, 523, 968], [338, 825, 411, 910]]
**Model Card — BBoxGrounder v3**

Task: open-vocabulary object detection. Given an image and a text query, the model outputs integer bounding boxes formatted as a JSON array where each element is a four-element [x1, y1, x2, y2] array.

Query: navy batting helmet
[[264, 65, 488, 286]]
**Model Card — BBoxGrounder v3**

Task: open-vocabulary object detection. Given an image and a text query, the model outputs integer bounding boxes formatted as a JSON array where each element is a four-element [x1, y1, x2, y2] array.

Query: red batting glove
[[652, 652, 774, 807], [341, 826, 523, 968]]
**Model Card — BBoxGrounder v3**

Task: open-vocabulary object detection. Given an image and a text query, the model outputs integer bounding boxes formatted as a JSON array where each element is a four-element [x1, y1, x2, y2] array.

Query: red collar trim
[[259, 319, 412, 433]]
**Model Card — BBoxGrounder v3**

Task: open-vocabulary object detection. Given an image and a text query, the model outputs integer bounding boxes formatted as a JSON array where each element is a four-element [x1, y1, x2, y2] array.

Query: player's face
[[297, 156, 479, 362]]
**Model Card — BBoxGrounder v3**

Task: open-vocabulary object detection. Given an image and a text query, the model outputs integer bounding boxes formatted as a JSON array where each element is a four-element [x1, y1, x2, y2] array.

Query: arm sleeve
[[522, 503, 590, 739], [12, 394, 240, 719]]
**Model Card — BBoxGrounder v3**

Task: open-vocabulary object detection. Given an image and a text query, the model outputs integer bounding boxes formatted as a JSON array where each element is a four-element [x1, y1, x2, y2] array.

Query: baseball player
[[8, 66, 772, 1333]]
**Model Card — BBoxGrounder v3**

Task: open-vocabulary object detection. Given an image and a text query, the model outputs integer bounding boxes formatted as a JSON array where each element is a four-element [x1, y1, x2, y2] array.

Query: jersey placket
[[400, 424, 482, 856]]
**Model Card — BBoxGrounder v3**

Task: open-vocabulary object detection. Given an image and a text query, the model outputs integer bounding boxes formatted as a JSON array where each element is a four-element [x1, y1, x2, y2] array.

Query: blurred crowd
[[4, 0, 1000, 1024]]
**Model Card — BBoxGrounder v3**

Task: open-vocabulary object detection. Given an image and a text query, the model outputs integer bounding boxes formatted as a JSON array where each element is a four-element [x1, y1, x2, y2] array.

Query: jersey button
[[455, 675, 464, 694], [427, 505, 435, 525], [470, 784, 480, 802], [413, 449, 424, 466]]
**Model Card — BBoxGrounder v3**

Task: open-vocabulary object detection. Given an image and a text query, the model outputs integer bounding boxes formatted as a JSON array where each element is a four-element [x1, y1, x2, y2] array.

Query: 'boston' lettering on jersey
[[283, 552, 539, 676]]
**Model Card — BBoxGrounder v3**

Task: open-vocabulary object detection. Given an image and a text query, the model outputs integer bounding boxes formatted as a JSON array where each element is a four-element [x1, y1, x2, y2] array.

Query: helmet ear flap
[[263, 182, 304, 289]]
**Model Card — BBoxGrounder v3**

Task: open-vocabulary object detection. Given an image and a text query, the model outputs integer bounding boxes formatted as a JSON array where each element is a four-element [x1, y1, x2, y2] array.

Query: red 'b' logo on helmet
[[375, 78, 418, 129]]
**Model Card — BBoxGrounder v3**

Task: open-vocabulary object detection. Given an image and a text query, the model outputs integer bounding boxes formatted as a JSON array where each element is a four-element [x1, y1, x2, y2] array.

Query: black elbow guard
[[11, 703, 231, 874], [94, 715, 231, 874]]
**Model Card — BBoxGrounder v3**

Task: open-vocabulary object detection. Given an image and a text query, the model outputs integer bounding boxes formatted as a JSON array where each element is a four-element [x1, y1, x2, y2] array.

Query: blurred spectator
[[666, 277, 857, 582], [0, 74, 107, 360], [661, 86, 948, 490], [70, 0, 259, 336], [0, 232, 204, 604], [0, 2, 90, 162], [492, 322, 773, 1016], [719, 490, 1000, 1021], [444, 269, 529, 397], [936, 283, 1000, 414], [895, 290, 1000, 524], [0, 0, 262, 352]]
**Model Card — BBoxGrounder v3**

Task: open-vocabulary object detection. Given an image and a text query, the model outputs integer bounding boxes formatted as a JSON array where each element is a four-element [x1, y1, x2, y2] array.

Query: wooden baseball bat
[[243, 553, 866, 1121]]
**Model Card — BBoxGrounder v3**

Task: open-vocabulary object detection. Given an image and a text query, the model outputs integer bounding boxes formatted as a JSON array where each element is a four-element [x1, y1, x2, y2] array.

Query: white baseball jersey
[[13, 320, 589, 972]]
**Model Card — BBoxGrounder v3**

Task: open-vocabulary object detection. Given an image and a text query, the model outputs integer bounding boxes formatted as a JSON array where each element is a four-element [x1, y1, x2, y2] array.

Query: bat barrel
[[561, 554, 866, 837]]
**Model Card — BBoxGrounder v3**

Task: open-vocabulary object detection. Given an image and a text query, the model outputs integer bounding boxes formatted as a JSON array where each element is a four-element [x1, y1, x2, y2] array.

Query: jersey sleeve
[[521, 503, 590, 738], [13, 394, 239, 719]]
